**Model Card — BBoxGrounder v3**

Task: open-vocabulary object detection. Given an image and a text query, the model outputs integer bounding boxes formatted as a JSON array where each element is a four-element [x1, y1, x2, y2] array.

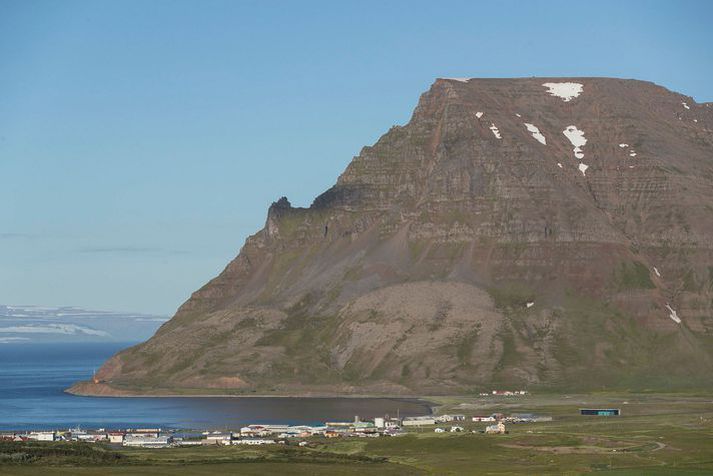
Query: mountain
[[71, 77, 713, 396], [0, 305, 168, 343]]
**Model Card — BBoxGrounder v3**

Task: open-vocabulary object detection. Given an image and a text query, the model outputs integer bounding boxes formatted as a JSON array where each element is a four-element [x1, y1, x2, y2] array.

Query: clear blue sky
[[1, 0, 712, 314]]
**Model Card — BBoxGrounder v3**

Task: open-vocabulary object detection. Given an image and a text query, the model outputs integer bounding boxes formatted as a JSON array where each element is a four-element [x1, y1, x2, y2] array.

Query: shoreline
[[65, 381, 438, 405], [65, 383, 440, 414], [66, 390, 435, 401]]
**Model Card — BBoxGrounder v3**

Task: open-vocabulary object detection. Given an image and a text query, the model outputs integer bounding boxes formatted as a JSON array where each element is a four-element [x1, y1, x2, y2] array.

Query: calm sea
[[0, 342, 430, 431]]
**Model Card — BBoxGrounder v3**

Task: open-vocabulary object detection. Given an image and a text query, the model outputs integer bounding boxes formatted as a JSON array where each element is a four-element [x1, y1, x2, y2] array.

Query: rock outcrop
[[71, 78, 713, 396]]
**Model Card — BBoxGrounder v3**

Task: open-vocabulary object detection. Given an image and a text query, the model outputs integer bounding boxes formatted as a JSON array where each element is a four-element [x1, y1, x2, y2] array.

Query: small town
[[1, 391, 555, 449]]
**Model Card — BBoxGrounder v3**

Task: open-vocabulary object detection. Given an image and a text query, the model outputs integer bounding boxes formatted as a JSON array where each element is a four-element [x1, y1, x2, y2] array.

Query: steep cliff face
[[72, 78, 713, 395]]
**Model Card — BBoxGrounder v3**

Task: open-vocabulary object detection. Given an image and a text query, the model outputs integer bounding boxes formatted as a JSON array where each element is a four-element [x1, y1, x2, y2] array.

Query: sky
[[1, 0, 712, 315]]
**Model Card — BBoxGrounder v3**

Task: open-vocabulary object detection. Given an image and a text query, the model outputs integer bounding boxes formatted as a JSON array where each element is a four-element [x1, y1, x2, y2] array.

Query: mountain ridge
[[70, 77, 713, 396]]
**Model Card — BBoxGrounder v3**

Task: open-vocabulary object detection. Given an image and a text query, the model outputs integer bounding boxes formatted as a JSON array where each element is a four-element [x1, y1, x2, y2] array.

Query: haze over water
[[0, 342, 429, 431]]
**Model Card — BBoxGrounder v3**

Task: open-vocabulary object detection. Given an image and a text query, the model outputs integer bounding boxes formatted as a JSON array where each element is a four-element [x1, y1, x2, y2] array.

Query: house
[[472, 416, 496, 422], [73, 432, 99, 442], [205, 433, 233, 445], [435, 414, 465, 423], [28, 431, 56, 441], [485, 422, 506, 434], [107, 432, 125, 444], [491, 390, 528, 396], [384, 420, 401, 429]]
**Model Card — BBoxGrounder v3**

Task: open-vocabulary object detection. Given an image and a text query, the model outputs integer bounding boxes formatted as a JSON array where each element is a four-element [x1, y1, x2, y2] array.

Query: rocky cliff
[[71, 77, 713, 396]]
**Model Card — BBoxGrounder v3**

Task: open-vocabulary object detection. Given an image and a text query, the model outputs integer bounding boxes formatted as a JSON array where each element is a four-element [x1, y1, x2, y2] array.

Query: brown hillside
[[70, 78, 713, 396]]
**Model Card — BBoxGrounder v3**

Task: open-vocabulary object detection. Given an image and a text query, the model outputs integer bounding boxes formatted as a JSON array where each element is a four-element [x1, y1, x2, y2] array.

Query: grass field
[[2, 392, 712, 475]]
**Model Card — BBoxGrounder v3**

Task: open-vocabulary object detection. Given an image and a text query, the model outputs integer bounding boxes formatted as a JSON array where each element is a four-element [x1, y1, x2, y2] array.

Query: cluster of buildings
[[1, 428, 172, 447], [400, 414, 466, 426], [428, 412, 550, 435], [478, 390, 529, 397], [476, 412, 552, 434], [186, 419, 404, 446], [472, 413, 552, 423], [1, 407, 554, 448], [0, 417, 409, 449]]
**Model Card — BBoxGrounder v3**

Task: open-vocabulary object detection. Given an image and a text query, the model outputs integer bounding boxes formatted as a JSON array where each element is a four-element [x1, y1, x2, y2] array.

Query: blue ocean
[[0, 342, 429, 431]]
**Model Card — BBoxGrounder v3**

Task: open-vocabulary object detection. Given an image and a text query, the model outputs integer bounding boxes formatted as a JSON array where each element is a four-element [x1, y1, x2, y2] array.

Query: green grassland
[[2, 393, 712, 475]]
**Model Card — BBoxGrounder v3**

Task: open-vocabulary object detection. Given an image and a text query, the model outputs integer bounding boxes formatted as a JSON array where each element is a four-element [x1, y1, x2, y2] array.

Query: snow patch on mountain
[[665, 304, 681, 324], [524, 123, 547, 145], [489, 123, 502, 139], [543, 82, 583, 102], [563, 125, 587, 159]]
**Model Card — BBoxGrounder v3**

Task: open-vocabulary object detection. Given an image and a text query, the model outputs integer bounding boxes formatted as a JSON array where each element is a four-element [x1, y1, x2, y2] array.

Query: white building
[[232, 438, 275, 445], [485, 422, 506, 435], [435, 414, 466, 423], [28, 432, 56, 441], [177, 440, 202, 446], [374, 417, 385, 428], [402, 416, 436, 426], [107, 433, 125, 444], [123, 435, 172, 448], [472, 416, 496, 422], [205, 433, 233, 445]]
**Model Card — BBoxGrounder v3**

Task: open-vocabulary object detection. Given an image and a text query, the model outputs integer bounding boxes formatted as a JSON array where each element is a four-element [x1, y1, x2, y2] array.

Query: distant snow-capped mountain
[[0, 305, 168, 343]]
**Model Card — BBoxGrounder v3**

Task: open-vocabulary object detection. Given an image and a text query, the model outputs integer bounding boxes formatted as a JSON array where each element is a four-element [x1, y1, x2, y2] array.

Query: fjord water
[[0, 342, 429, 431]]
